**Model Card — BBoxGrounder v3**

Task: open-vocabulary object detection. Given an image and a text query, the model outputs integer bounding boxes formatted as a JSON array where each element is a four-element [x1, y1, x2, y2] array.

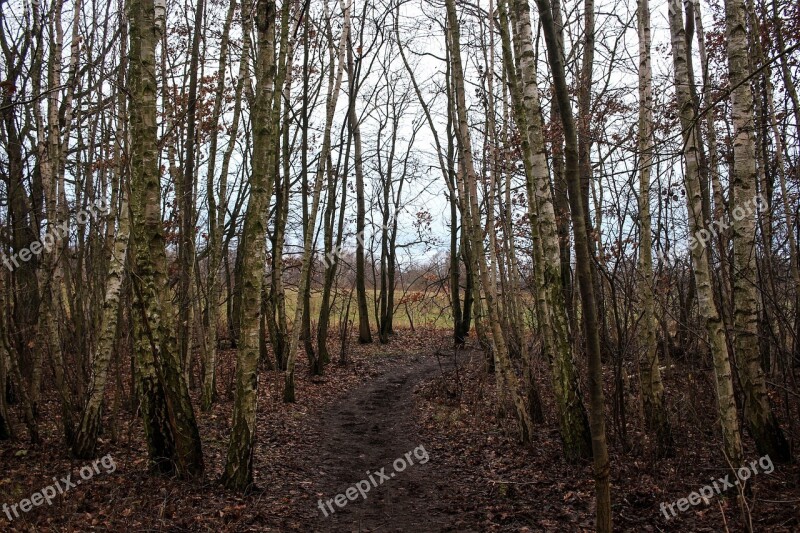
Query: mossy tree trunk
[[128, 0, 203, 478], [221, 0, 277, 491], [531, 0, 612, 526]]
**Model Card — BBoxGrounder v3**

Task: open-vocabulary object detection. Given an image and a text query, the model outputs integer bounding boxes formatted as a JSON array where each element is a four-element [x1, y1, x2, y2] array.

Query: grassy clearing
[[277, 287, 454, 330]]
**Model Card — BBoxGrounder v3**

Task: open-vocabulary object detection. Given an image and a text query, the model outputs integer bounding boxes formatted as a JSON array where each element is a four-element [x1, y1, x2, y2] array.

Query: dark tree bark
[[222, 0, 277, 491], [531, 0, 612, 527]]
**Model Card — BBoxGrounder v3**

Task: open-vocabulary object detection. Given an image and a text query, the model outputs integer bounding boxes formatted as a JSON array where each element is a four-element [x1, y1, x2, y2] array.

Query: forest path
[[310, 351, 469, 532]]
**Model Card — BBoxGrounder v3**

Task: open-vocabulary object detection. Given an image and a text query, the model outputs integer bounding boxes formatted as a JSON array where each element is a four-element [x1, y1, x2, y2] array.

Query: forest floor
[[1, 329, 800, 531]]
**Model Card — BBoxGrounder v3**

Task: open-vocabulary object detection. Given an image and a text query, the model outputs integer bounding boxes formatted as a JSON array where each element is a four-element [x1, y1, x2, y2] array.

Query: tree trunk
[[667, 0, 743, 465], [202, 0, 240, 411], [177, 0, 204, 383], [221, 0, 277, 491], [128, 0, 203, 478], [128, 0, 174, 474], [636, 0, 673, 457], [284, 0, 350, 403], [724, 0, 790, 462], [445, 0, 533, 443], [503, 0, 592, 460], [318, 149, 348, 367], [1, 14, 42, 441], [531, 0, 612, 527], [354, 59, 372, 345], [72, 187, 131, 458], [0, 288, 12, 439], [269, 0, 300, 372], [693, 0, 733, 323]]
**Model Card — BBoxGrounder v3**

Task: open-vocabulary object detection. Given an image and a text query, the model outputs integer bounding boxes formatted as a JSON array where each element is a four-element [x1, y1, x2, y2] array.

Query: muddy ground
[[1, 329, 799, 531]]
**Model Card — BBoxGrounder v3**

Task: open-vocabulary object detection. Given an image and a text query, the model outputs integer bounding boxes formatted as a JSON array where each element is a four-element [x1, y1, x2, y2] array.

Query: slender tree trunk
[[178, 0, 204, 382], [318, 148, 348, 366], [72, 187, 131, 458], [532, 0, 612, 526], [202, 0, 239, 411], [3, 0, 42, 438], [36, 0, 82, 445], [269, 0, 300, 373], [0, 287, 12, 440], [577, 0, 603, 339], [221, 0, 277, 491], [445, 0, 533, 443], [284, 0, 350, 403], [637, 0, 672, 457], [724, 0, 790, 462], [378, 111, 399, 344], [354, 49, 372, 345], [291, 0, 312, 372], [547, 0, 574, 332], [667, 0, 743, 465], [693, 0, 733, 320], [260, 0, 295, 373], [449, 171, 463, 343], [503, 0, 592, 460]]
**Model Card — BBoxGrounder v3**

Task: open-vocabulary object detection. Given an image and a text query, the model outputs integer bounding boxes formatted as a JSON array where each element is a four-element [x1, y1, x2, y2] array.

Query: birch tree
[[222, 0, 277, 491], [667, 0, 742, 465], [500, 0, 592, 460], [636, 0, 672, 457], [531, 0, 612, 526], [445, 0, 534, 443], [129, 0, 204, 477], [724, 0, 790, 462], [72, 187, 131, 458]]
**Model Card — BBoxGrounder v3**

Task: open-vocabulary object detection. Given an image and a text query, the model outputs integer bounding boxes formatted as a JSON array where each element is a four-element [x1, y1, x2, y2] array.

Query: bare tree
[[222, 0, 277, 490], [636, 0, 672, 457], [284, 0, 351, 402], [129, 0, 204, 478], [724, 0, 790, 462], [667, 0, 742, 465], [531, 0, 612, 527]]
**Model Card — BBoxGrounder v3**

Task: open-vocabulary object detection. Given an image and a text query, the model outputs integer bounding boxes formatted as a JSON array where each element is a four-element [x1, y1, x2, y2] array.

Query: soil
[[312, 352, 464, 532], [2, 329, 799, 532], [0, 331, 478, 532]]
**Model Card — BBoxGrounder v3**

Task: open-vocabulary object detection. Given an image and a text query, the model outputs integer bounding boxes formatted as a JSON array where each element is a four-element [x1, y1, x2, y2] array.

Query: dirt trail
[[310, 352, 468, 533]]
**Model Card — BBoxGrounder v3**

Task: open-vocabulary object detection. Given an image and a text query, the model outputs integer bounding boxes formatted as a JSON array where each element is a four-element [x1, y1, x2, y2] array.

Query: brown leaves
[[0, 79, 17, 95]]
